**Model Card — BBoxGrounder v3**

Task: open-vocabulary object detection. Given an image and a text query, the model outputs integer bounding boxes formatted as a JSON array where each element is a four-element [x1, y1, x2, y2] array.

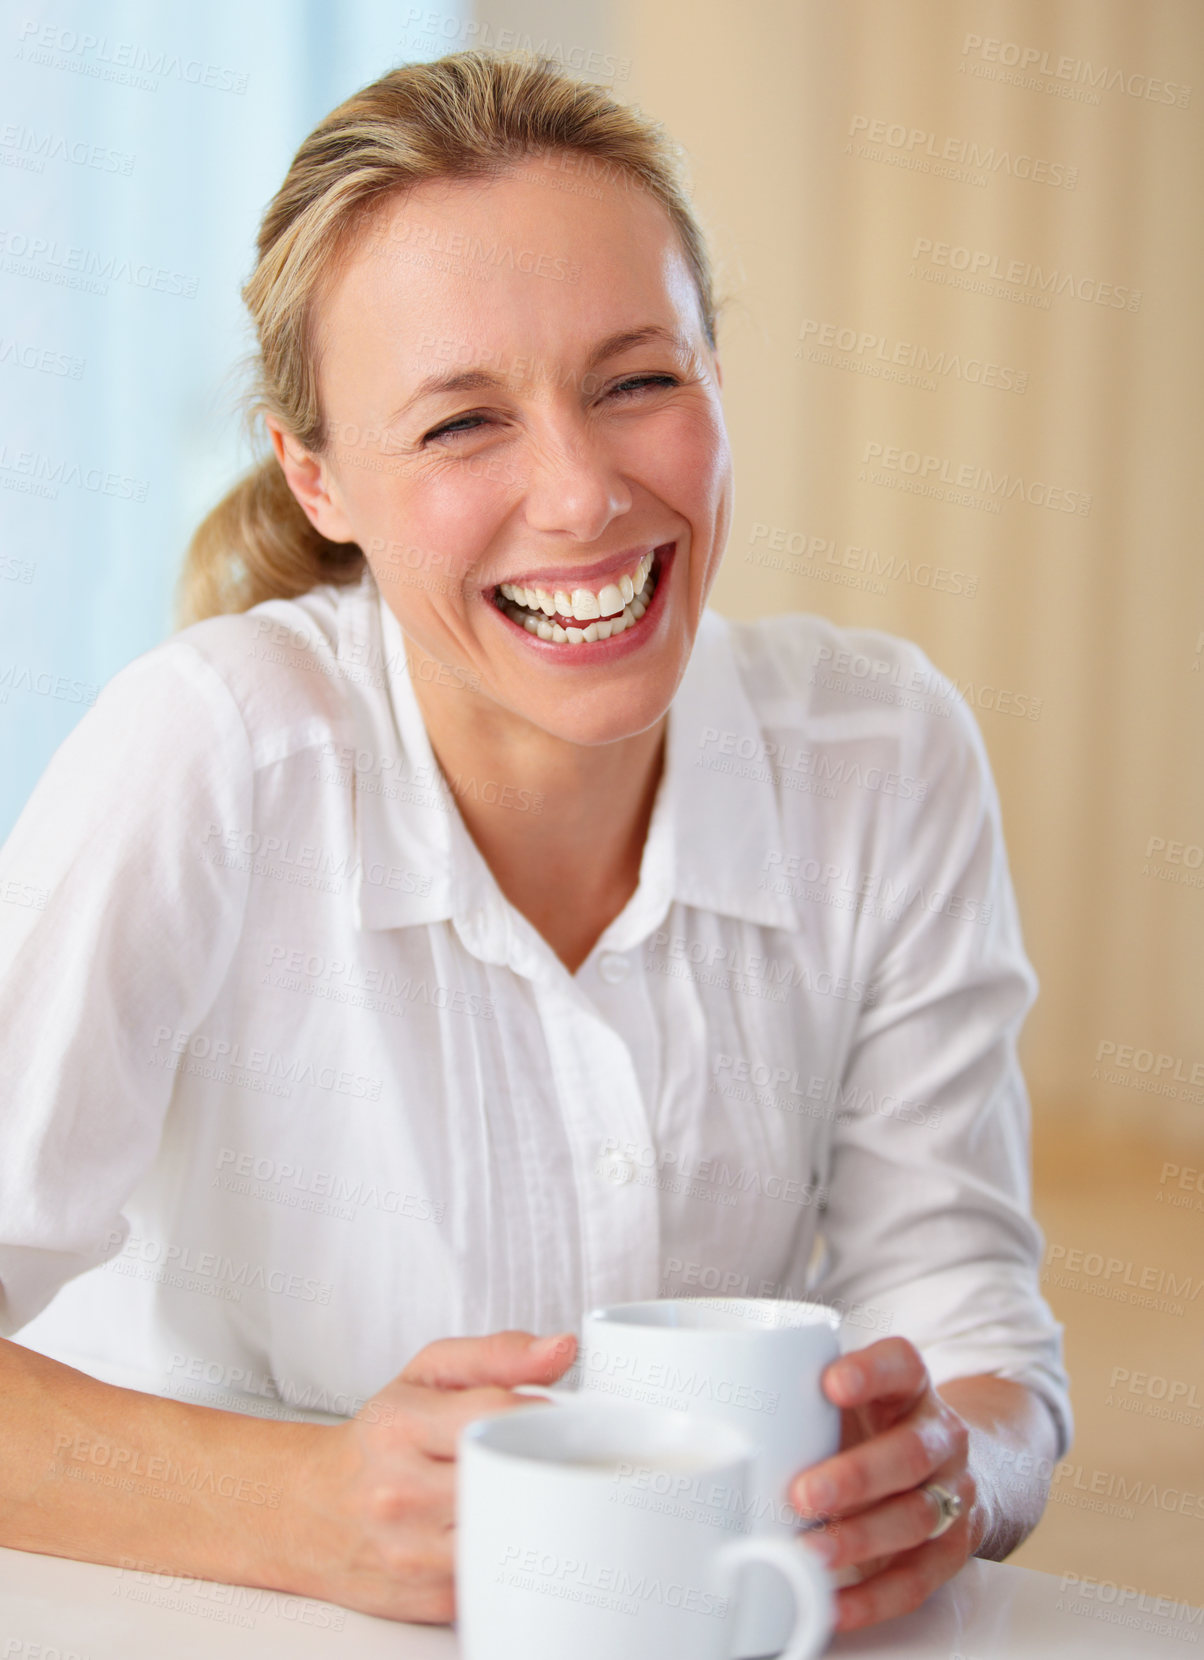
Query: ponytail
[[175, 456, 362, 627]]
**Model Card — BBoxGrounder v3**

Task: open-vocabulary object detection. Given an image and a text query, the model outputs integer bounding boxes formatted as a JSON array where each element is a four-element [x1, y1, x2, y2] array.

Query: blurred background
[[1, 0, 1200, 1606]]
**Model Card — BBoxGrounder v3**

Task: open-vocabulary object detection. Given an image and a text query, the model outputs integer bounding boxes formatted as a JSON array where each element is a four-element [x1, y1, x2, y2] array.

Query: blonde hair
[[176, 48, 721, 627]]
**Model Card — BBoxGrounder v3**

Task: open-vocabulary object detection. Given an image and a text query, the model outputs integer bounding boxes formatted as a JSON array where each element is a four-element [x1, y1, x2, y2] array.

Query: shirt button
[[597, 1152, 636, 1186], [597, 952, 630, 985]]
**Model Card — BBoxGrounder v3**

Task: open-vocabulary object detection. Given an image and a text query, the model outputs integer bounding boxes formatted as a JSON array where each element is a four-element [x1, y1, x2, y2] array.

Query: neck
[[407, 651, 667, 974]]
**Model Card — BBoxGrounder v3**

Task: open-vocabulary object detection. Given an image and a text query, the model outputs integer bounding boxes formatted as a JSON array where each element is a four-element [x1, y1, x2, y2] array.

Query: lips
[[490, 542, 675, 652]]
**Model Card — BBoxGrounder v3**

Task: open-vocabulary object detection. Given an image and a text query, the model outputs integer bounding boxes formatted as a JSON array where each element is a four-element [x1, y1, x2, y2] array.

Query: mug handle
[[715, 1536, 834, 1660], [510, 1384, 577, 1402]]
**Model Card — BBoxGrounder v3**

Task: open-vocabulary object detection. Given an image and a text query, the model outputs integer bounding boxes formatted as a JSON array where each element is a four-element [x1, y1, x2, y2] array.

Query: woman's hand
[[790, 1337, 988, 1632], [289, 1328, 578, 1623]]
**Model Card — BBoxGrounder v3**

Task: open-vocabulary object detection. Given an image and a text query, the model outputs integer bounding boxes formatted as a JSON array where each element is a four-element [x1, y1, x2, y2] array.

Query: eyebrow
[[387, 325, 692, 426]]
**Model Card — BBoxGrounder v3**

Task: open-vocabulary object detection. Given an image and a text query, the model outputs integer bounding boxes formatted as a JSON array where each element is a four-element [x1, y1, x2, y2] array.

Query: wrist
[[252, 1417, 347, 1598]]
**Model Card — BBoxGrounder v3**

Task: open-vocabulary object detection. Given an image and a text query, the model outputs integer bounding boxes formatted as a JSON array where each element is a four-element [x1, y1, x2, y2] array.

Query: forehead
[[314, 155, 703, 404]]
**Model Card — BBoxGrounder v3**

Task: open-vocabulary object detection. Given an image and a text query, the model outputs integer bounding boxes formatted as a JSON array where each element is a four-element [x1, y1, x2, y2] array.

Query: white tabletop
[[1, 1545, 1199, 1658]]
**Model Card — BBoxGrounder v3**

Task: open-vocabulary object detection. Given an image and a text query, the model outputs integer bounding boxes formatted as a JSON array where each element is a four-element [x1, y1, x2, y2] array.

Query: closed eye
[[420, 373, 681, 445]]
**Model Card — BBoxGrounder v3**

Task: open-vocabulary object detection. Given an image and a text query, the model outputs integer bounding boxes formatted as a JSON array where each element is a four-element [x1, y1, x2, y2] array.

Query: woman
[[0, 49, 1069, 1633]]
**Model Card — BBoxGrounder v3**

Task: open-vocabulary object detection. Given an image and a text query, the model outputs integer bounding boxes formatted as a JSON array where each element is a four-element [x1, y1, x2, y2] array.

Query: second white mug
[[456, 1393, 833, 1660], [573, 1296, 843, 1657]]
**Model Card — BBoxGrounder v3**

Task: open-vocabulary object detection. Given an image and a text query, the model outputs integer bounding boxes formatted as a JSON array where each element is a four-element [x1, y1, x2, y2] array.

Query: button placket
[[537, 981, 660, 1311]]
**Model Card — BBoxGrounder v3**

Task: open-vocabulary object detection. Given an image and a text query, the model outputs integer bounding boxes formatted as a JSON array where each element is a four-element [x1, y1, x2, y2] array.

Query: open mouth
[[489, 543, 674, 647]]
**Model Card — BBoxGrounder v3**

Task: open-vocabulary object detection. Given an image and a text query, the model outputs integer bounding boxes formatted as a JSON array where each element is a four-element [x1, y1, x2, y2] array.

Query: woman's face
[[274, 153, 732, 749]]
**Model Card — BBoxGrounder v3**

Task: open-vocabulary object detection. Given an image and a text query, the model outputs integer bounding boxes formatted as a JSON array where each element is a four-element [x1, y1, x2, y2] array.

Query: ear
[[713, 352, 723, 393], [265, 417, 357, 544]]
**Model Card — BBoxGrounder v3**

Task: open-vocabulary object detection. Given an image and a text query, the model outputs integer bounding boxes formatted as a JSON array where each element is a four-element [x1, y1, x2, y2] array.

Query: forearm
[[936, 1374, 1059, 1560], [0, 1335, 326, 1589]]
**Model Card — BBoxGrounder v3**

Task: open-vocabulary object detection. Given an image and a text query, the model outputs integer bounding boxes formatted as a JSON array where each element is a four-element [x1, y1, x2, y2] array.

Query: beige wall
[[479, 0, 1204, 1145]]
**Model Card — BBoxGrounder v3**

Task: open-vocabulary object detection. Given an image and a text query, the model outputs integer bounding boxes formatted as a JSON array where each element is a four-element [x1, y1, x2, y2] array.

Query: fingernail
[[530, 1332, 574, 1356], [797, 1476, 835, 1512]]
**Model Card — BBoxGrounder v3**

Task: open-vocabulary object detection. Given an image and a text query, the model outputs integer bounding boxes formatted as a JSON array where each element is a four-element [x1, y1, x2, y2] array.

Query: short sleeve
[[808, 660, 1073, 1459], [0, 640, 252, 1335]]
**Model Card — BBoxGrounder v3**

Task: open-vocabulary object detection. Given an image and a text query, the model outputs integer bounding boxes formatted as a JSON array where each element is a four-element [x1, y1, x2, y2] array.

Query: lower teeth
[[498, 569, 657, 645]]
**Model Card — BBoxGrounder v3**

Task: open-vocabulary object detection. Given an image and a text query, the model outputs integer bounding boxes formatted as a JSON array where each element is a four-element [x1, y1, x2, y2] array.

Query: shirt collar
[[342, 567, 797, 955]]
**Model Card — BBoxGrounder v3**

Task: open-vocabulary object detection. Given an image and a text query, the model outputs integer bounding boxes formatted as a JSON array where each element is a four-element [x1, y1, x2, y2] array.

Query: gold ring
[[921, 1480, 963, 1540]]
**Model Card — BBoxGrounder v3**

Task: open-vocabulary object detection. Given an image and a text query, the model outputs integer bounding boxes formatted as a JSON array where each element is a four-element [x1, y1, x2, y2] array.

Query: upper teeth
[[498, 552, 654, 622]]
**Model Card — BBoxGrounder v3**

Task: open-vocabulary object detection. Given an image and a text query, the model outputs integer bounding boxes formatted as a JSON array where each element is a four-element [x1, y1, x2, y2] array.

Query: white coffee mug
[[574, 1297, 843, 1657], [456, 1393, 833, 1660]]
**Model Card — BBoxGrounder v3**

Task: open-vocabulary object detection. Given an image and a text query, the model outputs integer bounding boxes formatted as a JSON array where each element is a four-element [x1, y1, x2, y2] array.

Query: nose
[[520, 422, 633, 545]]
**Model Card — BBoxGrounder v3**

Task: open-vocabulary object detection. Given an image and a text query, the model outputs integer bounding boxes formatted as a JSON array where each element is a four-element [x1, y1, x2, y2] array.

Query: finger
[[820, 1338, 928, 1411], [400, 1330, 577, 1389], [791, 1406, 967, 1518], [829, 1522, 969, 1632], [801, 1467, 975, 1572], [407, 1382, 549, 1459]]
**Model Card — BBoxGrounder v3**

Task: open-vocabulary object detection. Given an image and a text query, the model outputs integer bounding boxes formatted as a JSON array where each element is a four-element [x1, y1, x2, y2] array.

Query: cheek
[[374, 459, 512, 588], [649, 405, 731, 517]]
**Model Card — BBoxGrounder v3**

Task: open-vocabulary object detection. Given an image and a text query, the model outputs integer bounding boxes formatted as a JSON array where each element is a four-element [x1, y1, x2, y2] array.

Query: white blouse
[[0, 562, 1071, 1452]]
